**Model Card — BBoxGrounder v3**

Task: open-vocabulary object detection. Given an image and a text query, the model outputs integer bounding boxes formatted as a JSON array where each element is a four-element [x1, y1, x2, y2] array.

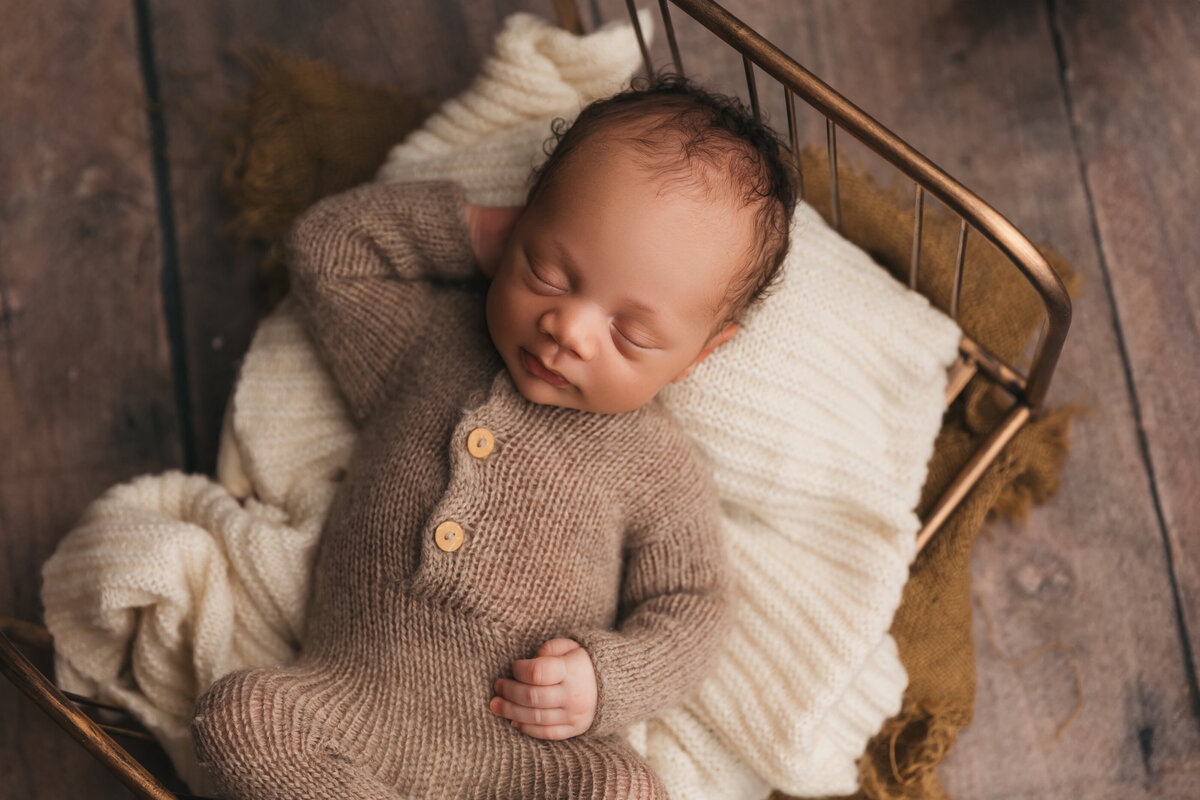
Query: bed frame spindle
[[742, 55, 761, 120], [658, 0, 685, 74], [783, 87, 805, 200], [910, 185, 924, 290], [826, 119, 841, 231], [626, 0, 654, 76], [950, 219, 968, 320]]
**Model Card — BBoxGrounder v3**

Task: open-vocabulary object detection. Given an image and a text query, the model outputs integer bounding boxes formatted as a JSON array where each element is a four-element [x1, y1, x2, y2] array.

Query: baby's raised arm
[[285, 180, 481, 424], [570, 412, 732, 738], [488, 413, 730, 741]]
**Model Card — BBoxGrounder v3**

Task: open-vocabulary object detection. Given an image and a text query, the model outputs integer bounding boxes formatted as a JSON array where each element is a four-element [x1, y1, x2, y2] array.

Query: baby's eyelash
[[613, 324, 652, 350], [527, 261, 566, 292]]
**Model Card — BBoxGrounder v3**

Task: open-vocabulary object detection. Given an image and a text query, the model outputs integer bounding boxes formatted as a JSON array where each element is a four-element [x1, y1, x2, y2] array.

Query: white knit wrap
[[41, 12, 961, 798]]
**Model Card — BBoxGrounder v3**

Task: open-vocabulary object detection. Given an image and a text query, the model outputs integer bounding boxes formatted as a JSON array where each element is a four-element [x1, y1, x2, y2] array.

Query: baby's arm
[[489, 418, 729, 741], [285, 181, 480, 425], [572, 441, 730, 738]]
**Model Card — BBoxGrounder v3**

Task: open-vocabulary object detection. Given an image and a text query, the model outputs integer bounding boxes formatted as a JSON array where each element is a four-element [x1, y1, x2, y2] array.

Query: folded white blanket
[[41, 12, 961, 799]]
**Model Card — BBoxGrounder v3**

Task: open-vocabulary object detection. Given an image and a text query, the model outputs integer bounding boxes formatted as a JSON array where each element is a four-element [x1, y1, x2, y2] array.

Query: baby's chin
[[503, 359, 574, 408], [506, 366, 649, 415]]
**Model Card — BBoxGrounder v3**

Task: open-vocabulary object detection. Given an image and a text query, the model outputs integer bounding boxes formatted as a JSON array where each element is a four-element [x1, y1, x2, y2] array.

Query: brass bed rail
[[1, 618, 180, 799], [609, 0, 1072, 553], [4, 2, 1072, 797]]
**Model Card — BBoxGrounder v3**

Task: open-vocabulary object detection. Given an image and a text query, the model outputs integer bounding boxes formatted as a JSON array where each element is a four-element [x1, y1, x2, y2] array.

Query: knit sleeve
[[569, 414, 732, 739], [285, 180, 478, 425]]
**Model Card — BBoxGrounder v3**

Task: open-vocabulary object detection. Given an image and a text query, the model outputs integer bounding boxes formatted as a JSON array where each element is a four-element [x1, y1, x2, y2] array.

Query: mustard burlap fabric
[[222, 47, 430, 307], [220, 50, 1080, 800]]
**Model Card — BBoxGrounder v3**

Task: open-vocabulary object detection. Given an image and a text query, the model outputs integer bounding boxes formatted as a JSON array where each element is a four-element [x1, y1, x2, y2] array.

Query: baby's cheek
[[587, 362, 661, 415], [486, 284, 519, 349]]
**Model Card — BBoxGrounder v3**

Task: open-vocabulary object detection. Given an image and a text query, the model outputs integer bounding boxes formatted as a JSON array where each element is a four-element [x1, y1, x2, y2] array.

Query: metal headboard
[[584, 0, 1073, 552], [3, 3, 1072, 798]]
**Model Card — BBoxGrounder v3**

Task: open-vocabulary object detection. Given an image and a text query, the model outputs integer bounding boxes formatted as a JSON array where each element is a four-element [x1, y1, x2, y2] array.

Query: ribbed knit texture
[[375, 14, 960, 796], [40, 12, 962, 799], [652, 203, 958, 795], [184, 179, 733, 798], [375, 11, 651, 204]]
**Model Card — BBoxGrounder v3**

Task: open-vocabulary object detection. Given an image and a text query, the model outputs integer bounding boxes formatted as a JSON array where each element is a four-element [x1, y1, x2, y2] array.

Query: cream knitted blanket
[[41, 13, 961, 799]]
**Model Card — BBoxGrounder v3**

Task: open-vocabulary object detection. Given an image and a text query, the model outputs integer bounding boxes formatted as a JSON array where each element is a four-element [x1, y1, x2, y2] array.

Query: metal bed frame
[[1, 1, 1070, 796]]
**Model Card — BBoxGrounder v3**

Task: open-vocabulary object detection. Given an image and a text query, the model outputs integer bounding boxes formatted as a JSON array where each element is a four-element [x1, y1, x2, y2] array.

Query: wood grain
[[5, 0, 1197, 797], [1051, 0, 1200, 690], [589, 0, 1200, 796], [0, 0, 181, 797], [732, 1, 1200, 796]]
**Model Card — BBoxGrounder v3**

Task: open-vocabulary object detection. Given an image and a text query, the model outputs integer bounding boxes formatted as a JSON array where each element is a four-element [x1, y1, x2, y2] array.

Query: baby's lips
[[521, 348, 572, 388]]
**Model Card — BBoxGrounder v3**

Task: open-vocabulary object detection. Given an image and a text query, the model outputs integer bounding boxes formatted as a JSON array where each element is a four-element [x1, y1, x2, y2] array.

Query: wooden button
[[434, 520, 465, 552], [466, 427, 495, 459]]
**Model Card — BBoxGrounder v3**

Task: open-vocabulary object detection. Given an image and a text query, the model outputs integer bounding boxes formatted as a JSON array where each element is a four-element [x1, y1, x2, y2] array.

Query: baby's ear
[[672, 323, 738, 383], [466, 204, 523, 279]]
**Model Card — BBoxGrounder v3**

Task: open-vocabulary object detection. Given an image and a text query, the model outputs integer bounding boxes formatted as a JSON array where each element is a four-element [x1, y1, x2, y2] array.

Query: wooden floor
[[2, 1, 1197, 798]]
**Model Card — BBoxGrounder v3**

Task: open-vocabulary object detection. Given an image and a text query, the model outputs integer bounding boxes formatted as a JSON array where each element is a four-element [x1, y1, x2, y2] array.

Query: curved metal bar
[[950, 218, 968, 320], [960, 335, 1028, 398], [625, 0, 654, 77], [0, 631, 178, 800], [944, 354, 978, 406], [743, 54, 760, 120], [784, 87, 805, 200], [826, 118, 841, 231], [916, 403, 1032, 551], [63, 689, 129, 714], [101, 724, 159, 744], [664, 0, 1071, 410], [0, 614, 53, 649], [659, 0, 685, 74], [910, 184, 924, 290]]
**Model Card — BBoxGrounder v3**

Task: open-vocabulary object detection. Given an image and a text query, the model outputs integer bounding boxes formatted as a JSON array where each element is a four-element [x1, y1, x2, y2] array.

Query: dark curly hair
[[527, 73, 797, 326]]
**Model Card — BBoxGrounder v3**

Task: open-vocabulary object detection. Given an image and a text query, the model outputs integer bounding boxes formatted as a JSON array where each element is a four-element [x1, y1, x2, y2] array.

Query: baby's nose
[[541, 307, 599, 361]]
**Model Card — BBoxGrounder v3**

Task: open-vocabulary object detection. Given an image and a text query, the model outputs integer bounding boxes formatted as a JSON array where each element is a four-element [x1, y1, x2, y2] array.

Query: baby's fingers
[[489, 697, 569, 726], [512, 722, 579, 741], [512, 654, 566, 686], [494, 678, 565, 708]]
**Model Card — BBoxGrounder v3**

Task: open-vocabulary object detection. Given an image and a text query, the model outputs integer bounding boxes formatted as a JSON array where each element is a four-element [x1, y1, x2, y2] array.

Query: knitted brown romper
[[190, 182, 732, 799]]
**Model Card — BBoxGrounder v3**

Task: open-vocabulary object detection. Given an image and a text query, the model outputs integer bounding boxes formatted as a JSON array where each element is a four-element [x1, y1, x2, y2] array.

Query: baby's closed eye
[[527, 256, 568, 293], [612, 322, 656, 350]]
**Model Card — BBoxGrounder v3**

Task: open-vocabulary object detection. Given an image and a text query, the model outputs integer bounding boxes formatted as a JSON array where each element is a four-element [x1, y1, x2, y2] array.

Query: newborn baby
[[191, 76, 795, 799]]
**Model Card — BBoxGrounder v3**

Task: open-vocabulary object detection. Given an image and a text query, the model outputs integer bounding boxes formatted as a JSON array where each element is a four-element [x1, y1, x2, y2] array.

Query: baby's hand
[[490, 638, 597, 740], [463, 203, 522, 279]]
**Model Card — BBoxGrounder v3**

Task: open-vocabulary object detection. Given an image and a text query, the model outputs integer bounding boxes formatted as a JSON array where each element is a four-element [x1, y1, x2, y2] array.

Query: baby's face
[[486, 141, 753, 414]]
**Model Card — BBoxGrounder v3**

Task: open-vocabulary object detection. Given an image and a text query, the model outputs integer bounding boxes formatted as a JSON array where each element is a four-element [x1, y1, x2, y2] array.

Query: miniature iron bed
[[0, 1, 1070, 797]]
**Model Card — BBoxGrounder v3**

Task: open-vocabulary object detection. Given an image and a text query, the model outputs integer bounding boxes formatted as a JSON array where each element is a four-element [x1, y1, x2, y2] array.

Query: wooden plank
[[2, 1, 1179, 798], [0, 1, 182, 797], [588, 0, 1200, 795], [2, 4, 565, 796], [749, 1, 1200, 796], [1052, 0, 1200, 690], [146, 0, 558, 474]]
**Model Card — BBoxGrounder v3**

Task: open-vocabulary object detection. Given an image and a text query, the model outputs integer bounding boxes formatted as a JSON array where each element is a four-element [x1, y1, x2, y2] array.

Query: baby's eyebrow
[[547, 235, 581, 276], [624, 298, 660, 322]]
